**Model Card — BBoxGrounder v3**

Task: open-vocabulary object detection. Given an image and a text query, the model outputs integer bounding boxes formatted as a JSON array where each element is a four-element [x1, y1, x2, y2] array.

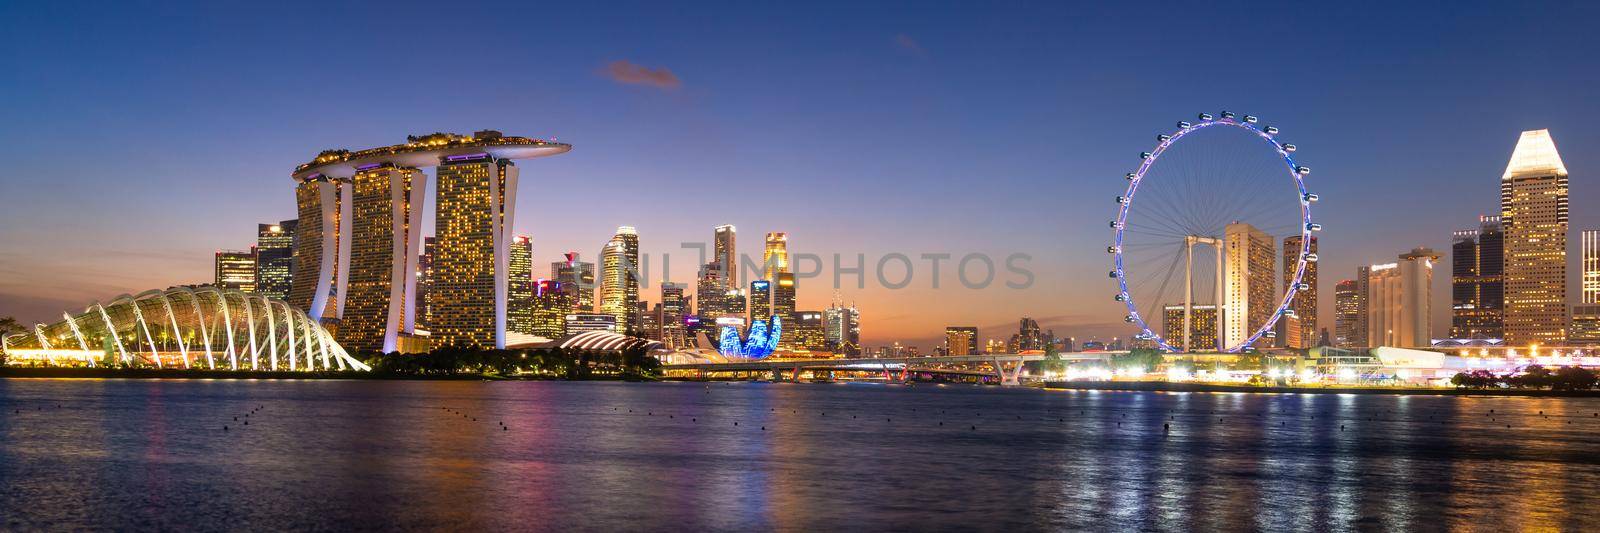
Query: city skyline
[[3, 3, 1599, 349]]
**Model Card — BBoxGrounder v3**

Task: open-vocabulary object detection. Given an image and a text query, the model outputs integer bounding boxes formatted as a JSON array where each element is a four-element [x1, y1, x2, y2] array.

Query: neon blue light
[[718, 326, 743, 358], [743, 320, 771, 358], [765, 316, 782, 355]]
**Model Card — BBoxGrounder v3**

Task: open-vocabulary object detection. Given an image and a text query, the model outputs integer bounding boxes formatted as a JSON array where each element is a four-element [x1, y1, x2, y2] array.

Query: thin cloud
[[894, 33, 927, 58], [601, 60, 682, 90]]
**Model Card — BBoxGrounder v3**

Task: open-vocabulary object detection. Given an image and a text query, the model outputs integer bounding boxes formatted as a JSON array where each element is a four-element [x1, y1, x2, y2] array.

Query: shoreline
[[1043, 380, 1600, 398], [0, 367, 609, 381]]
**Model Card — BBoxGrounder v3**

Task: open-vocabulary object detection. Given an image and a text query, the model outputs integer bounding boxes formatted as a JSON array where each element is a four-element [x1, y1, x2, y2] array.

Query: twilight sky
[[1, 1, 1597, 349]]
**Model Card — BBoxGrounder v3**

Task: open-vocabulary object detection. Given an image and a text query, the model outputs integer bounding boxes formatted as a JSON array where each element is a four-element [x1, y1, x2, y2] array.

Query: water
[[2, 379, 1599, 531]]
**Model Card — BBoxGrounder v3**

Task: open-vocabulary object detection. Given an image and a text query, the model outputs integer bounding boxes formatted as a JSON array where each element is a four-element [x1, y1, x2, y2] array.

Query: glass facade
[[340, 165, 425, 354], [255, 220, 297, 300], [1500, 130, 1569, 346], [215, 250, 257, 293]]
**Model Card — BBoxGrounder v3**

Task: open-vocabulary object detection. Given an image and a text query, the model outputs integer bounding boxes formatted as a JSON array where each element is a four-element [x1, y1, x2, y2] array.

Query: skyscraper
[[793, 311, 826, 351], [1281, 235, 1317, 349], [773, 272, 796, 323], [748, 279, 772, 322], [417, 237, 435, 331], [215, 249, 257, 293], [255, 220, 297, 300], [530, 279, 569, 339], [660, 282, 689, 348], [340, 165, 426, 354], [1222, 222, 1275, 349], [714, 224, 736, 289], [1450, 216, 1505, 339], [431, 156, 519, 349], [288, 175, 350, 320], [1583, 229, 1599, 305], [763, 232, 789, 281], [1353, 265, 1371, 347], [1162, 304, 1217, 352], [598, 227, 640, 335], [507, 235, 534, 336], [945, 327, 979, 356], [1333, 280, 1358, 347], [695, 261, 729, 321], [552, 252, 595, 312], [1367, 247, 1438, 348], [823, 301, 860, 355], [1501, 129, 1569, 346]]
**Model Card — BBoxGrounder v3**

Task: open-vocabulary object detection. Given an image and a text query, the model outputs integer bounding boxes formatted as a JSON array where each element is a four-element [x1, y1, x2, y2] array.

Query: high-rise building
[[215, 249, 257, 293], [1011, 317, 1049, 352], [1333, 279, 1359, 347], [417, 237, 435, 331], [598, 227, 640, 335], [1162, 305, 1217, 352], [1500, 129, 1569, 346], [763, 232, 789, 281], [793, 311, 826, 351], [1280, 235, 1317, 349], [552, 252, 595, 312], [714, 224, 737, 289], [530, 279, 570, 339], [288, 176, 350, 320], [1450, 216, 1505, 339], [255, 220, 297, 300], [340, 165, 426, 354], [507, 235, 534, 335], [565, 312, 617, 333], [824, 301, 860, 355], [1571, 305, 1600, 344], [1353, 265, 1371, 347], [695, 261, 729, 320], [660, 282, 689, 348], [1367, 247, 1438, 347], [945, 326, 979, 356], [773, 271, 797, 323], [640, 302, 662, 341], [431, 157, 519, 349], [1583, 229, 1600, 305], [748, 280, 772, 322], [1222, 222, 1275, 349]]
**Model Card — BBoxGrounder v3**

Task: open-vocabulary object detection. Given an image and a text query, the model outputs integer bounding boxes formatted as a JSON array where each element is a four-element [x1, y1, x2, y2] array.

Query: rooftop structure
[[293, 130, 571, 181]]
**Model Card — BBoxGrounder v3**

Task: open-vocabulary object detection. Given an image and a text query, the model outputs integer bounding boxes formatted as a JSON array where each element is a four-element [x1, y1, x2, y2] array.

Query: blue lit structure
[[715, 315, 782, 359]]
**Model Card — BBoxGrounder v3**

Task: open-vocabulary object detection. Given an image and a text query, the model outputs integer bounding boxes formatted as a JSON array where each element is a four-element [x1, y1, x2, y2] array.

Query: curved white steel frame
[[0, 287, 369, 371], [1112, 113, 1315, 353]]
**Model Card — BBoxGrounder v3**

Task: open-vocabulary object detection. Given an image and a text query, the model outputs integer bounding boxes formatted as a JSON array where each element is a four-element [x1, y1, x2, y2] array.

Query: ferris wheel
[[1110, 112, 1318, 353]]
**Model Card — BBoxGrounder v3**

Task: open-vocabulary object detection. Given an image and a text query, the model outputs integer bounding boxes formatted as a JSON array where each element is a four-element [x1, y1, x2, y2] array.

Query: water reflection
[[1, 380, 1599, 530]]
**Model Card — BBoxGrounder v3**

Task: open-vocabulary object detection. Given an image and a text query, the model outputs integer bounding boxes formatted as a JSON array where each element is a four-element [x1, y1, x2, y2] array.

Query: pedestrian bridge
[[661, 352, 1122, 386]]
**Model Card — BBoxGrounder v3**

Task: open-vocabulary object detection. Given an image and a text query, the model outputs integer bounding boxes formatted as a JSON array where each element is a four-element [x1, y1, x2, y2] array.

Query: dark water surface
[[2, 379, 1599, 531]]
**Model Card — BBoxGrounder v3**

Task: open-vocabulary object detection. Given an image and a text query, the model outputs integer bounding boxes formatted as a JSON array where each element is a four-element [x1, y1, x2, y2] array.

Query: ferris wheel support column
[[1184, 237, 1194, 352]]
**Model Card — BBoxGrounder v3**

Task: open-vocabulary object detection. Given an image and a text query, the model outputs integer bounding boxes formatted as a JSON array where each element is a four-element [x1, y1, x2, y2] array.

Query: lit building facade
[[660, 282, 689, 348], [1281, 235, 1317, 349], [215, 249, 257, 293], [1222, 222, 1275, 349], [696, 261, 730, 321], [945, 326, 978, 356], [598, 227, 640, 335], [340, 165, 426, 354], [1584, 229, 1600, 304], [793, 311, 826, 351], [748, 280, 772, 323], [430, 156, 520, 348], [1500, 129, 1569, 346], [417, 237, 435, 330], [714, 224, 736, 289], [824, 302, 859, 355], [287, 131, 570, 350], [1333, 279, 1359, 347], [1571, 305, 1600, 344], [1450, 216, 1505, 339], [1162, 304, 1217, 352], [507, 235, 534, 336], [763, 232, 788, 280], [566, 312, 618, 333], [531, 279, 570, 339], [1367, 247, 1438, 348], [773, 272, 797, 342], [255, 220, 297, 300], [288, 176, 350, 320], [552, 252, 595, 312]]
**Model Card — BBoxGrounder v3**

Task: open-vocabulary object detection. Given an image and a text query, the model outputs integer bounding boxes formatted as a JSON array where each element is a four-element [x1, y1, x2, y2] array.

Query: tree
[[1553, 366, 1598, 391]]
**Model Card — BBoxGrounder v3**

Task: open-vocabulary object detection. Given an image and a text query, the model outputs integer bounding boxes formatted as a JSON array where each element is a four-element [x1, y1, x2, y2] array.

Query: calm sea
[[2, 379, 1598, 531]]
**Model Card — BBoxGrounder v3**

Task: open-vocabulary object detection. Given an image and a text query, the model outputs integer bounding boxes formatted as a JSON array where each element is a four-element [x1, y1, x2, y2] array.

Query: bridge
[[661, 352, 1123, 386]]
